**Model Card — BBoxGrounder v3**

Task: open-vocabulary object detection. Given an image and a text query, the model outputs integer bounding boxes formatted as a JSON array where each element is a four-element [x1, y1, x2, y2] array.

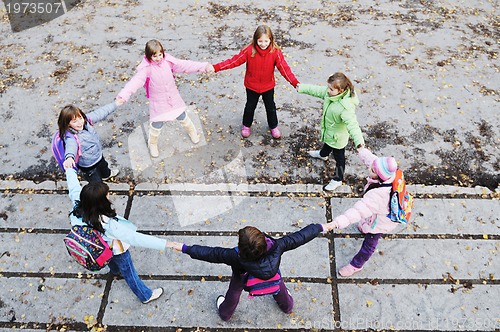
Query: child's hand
[[115, 96, 125, 106], [204, 64, 215, 73], [295, 83, 300, 90], [63, 157, 75, 170], [323, 222, 338, 232], [166, 241, 184, 252]]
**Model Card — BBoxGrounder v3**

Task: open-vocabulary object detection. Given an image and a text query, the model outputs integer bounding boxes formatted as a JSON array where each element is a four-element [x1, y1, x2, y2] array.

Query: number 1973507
[[6, 2, 63, 14]]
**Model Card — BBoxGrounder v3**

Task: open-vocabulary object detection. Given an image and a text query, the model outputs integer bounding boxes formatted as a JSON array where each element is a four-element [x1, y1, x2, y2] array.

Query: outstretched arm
[[65, 168, 82, 206], [278, 223, 325, 252], [86, 101, 119, 124], [275, 50, 299, 88], [168, 241, 239, 266], [212, 46, 248, 72], [116, 67, 149, 103]]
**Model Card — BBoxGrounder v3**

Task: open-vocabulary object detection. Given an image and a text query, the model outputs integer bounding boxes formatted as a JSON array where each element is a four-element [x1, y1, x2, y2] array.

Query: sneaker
[[216, 295, 225, 309], [143, 287, 164, 304], [324, 179, 342, 191], [308, 150, 328, 161], [241, 125, 251, 138], [270, 127, 281, 139], [339, 264, 363, 277], [102, 169, 119, 181]]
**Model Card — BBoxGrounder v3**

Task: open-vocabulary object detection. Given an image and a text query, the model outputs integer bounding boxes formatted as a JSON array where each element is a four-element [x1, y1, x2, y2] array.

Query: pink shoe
[[270, 127, 281, 139], [241, 125, 251, 138], [357, 223, 365, 233], [339, 264, 363, 277]]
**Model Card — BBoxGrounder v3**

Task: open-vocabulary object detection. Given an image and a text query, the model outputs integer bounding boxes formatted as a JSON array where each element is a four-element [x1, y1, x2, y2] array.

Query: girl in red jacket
[[212, 25, 300, 139]]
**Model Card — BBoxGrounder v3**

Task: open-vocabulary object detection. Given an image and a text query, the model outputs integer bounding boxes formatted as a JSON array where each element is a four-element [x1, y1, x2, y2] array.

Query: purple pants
[[218, 273, 294, 321], [350, 233, 382, 269]]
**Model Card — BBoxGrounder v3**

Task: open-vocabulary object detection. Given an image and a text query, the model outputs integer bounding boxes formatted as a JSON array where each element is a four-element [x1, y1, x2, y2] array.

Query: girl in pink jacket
[[330, 147, 399, 276], [116, 39, 213, 157]]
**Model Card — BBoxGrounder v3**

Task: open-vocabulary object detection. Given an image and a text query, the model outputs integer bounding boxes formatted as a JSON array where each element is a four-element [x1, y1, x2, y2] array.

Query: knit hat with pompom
[[372, 157, 398, 181]]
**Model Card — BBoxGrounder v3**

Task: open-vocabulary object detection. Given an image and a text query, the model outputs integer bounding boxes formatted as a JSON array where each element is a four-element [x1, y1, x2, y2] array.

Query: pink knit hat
[[372, 157, 398, 181]]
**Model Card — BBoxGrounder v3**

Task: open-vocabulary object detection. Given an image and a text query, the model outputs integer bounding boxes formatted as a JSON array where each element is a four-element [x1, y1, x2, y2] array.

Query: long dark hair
[[238, 226, 267, 261], [70, 182, 117, 233]]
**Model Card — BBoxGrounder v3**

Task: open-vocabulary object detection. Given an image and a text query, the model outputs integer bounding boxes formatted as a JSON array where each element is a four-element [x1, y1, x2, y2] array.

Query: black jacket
[[183, 224, 324, 280]]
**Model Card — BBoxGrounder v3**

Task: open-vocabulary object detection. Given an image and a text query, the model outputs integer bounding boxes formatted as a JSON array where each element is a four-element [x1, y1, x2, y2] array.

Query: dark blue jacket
[[182, 224, 324, 280]]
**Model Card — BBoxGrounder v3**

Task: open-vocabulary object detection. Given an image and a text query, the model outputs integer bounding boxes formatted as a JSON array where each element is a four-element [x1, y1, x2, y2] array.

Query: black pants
[[320, 144, 345, 181], [78, 156, 111, 183], [243, 88, 278, 129]]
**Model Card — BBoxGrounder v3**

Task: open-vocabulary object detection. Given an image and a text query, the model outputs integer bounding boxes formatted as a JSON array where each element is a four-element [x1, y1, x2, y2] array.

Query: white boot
[[148, 124, 162, 158], [179, 116, 200, 144]]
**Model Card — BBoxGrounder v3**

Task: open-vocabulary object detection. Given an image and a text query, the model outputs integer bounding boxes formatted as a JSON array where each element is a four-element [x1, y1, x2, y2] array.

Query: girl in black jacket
[[167, 223, 331, 321]]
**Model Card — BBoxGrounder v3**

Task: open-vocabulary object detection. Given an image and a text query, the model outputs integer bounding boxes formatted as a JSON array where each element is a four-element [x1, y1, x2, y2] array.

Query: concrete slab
[[0, 277, 102, 325], [103, 280, 333, 329], [334, 238, 499, 280], [337, 284, 499, 331], [128, 195, 327, 232], [0, 194, 128, 230]]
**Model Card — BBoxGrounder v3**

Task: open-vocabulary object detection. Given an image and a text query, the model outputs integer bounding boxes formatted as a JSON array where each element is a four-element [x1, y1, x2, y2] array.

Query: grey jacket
[[64, 102, 117, 167]]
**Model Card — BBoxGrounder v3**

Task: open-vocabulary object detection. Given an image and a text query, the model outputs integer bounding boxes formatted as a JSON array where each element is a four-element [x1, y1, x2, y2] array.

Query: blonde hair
[[250, 25, 280, 57]]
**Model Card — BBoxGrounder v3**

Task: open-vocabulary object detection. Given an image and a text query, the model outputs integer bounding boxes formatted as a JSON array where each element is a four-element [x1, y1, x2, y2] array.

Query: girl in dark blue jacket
[[167, 223, 330, 321]]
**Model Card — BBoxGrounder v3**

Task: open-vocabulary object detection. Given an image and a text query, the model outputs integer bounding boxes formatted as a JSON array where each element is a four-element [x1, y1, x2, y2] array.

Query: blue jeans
[[107, 250, 152, 302]]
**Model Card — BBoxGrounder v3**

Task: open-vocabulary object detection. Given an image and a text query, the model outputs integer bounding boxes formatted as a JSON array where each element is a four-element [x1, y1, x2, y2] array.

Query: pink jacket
[[332, 148, 398, 234], [117, 55, 209, 122]]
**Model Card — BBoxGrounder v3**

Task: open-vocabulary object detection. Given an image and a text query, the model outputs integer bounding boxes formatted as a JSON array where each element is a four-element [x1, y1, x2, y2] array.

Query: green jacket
[[298, 84, 364, 149]]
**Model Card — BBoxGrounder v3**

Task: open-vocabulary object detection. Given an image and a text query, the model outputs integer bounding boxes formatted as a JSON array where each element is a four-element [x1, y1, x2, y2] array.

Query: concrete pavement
[[0, 179, 498, 331]]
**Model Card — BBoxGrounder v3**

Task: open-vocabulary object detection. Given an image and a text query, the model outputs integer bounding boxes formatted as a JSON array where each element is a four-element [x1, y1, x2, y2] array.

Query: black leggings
[[78, 156, 111, 182], [243, 88, 278, 129], [320, 144, 345, 181]]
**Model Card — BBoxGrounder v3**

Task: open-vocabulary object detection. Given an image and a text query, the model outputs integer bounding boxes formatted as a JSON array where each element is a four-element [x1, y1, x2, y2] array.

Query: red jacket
[[213, 45, 299, 93]]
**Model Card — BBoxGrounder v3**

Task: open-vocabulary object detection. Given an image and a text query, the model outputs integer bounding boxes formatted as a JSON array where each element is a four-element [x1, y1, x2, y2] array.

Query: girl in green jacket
[[298, 72, 365, 191]]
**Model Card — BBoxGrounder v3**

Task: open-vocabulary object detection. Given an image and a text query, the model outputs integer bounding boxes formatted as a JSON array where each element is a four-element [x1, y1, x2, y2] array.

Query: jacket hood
[[137, 56, 153, 71]]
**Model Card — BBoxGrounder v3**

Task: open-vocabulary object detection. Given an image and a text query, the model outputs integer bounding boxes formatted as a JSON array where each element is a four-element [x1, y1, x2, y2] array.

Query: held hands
[[204, 64, 215, 73], [115, 96, 126, 106], [166, 241, 184, 252], [322, 222, 339, 232], [63, 157, 75, 170]]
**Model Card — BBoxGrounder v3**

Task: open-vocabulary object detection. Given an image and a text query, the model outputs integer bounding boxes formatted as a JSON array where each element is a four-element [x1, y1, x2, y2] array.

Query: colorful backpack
[[386, 169, 414, 224], [63, 225, 113, 271], [51, 131, 81, 171], [242, 270, 282, 297]]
